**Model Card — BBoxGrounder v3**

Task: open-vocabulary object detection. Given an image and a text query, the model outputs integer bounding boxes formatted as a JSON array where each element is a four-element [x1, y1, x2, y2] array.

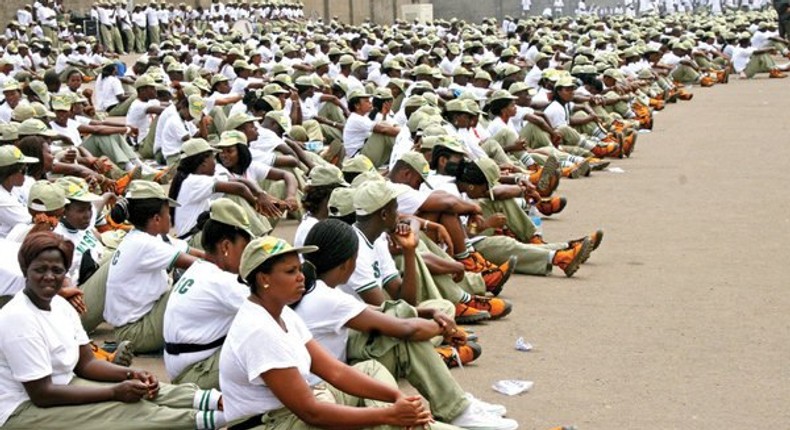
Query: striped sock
[[193, 389, 222, 411], [195, 410, 226, 430]]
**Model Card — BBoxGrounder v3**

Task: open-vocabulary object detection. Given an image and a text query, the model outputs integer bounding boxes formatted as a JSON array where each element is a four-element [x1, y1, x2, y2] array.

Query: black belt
[[229, 415, 263, 430], [164, 336, 226, 355]]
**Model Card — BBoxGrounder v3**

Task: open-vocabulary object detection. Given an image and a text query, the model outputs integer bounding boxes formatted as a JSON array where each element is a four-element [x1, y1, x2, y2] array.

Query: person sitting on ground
[[163, 198, 252, 389], [219, 235, 443, 430], [0, 231, 226, 430], [297, 218, 518, 430]]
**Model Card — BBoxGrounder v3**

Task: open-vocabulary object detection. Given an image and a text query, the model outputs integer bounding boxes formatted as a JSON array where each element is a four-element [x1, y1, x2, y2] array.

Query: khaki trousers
[[347, 300, 469, 423], [114, 289, 171, 354], [3, 378, 199, 430], [81, 134, 137, 166], [172, 348, 222, 390], [744, 53, 777, 78]]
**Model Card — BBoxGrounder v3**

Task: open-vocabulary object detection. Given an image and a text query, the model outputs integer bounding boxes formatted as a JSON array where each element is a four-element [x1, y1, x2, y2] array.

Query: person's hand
[[449, 260, 465, 283], [62, 148, 77, 164], [550, 131, 563, 146], [256, 192, 283, 218], [484, 213, 508, 230], [111, 380, 148, 403], [428, 222, 454, 256], [283, 197, 299, 212], [388, 395, 433, 428], [59, 286, 87, 314], [131, 370, 160, 399], [390, 220, 419, 252]]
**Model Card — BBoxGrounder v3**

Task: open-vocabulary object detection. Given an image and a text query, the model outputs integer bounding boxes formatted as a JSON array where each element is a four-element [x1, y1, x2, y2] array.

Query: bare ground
[[97, 75, 790, 430]]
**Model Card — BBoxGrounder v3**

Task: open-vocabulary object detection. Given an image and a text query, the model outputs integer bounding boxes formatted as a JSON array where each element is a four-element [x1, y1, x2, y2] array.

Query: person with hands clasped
[[219, 235, 440, 430], [0, 231, 225, 430], [296, 219, 518, 430]]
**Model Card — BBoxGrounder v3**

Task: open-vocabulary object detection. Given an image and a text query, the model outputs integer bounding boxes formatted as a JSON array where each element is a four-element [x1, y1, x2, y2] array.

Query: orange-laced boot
[[769, 69, 788, 79], [568, 229, 605, 263], [552, 238, 592, 277], [454, 302, 492, 324], [536, 197, 567, 216], [457, 253, 517, 296], [436, 342, 482, 368], [463, 295, 513, 320], [535, 155, 560, 197]]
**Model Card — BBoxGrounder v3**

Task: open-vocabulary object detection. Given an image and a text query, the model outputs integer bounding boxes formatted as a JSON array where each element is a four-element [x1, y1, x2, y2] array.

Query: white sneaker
[[451, 403, 519, 430], [465, 392, 507, 416]]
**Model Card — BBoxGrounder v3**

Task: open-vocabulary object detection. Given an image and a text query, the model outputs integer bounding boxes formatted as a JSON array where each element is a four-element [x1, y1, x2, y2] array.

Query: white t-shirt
[[292, 214, 318, 248], [161, 113, 196, 158], [731, 46, 755, 73], [0, 186, 30, 238], [219, 301, 313, 422], [49, 119, 83, 146], [395, 187, 430, 216], [293, 280, 366, 384], [0, 293, 90, 426], [0, 238, 23, 297], [104, 229, 183, 327], [53, 224, 104, 286], [338, 227, 399, 301], [343, 112, 375, 157], [126, 99, 160, 144], [94, 75, 124, 112], [163, 260, 248, 380], [544, 100, 572, 129], [174, 174, 219, 238]]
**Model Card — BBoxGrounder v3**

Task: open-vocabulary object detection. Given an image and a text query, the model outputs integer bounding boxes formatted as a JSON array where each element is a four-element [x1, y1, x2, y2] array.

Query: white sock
[[193, 389, 222, 411], [548, 250, 556, 265], [195, 410, 226, 430], [568, 155, 585, 164], [124, 162, 135, 171]]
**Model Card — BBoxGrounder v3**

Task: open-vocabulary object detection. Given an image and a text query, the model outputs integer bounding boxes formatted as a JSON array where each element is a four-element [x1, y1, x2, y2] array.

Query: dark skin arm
[[229, 176, 284, 217], [418, 191, 483, 216], [381, 220, 420, 306], [347, 306, 463, 345], [261, 340, 431, 430], [22, 344, 159, 408]]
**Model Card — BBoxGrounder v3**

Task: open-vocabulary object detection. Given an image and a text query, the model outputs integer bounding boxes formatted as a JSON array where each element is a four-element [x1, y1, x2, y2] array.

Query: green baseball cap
[[216, 130, 248, 148], [3, 79, 21, 92], [55, 176, 102, 202], [225, 112, 261, 132], [0, 123, 19, 141], [28, 180, 68, 212], [180, 138, 219, 160], [341, 155, 374, 174], [134, 74, 157, 89], [209, 197, 254, 238], [263, 83, 289, 96], [264, 110, 290, 133], [239, 236, 317, 280], [444, 99, 474, 115], [0, 144, 38, 166], [398, 151, 433, 189], [433, 136, 467, 155], [12, 104, 36, 122], [210, 74, 229, 87], [472, 157, 500, 200], [51, 96, 73, 112], [306, 164, 349, 187], [350, 170, 384, 188], [125, 180, 180, 206], [188, 95, 206, 120], [554, 76, 578, 88], [347, 89, 371, 102], [328, 187, 356, 218], [18, 118, 58, 137], [353, 180, 409, 216], [486, 89, 517, 106]]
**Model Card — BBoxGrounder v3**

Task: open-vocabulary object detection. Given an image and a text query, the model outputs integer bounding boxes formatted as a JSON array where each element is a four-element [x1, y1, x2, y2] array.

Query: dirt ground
[[96, 75, 790, 429]]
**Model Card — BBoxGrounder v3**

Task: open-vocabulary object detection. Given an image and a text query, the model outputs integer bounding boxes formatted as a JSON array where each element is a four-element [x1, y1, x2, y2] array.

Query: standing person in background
[[146, 2, 161, 47], [132, 5, 147, 54]]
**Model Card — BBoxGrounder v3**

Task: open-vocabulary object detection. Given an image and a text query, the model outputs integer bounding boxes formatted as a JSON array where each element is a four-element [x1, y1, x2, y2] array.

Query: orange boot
[[463, 295, 513, 320], [536, 197, 567, 216], [457, 253, 517, 296], [436, 342, 482, 368], [591, 142, 620, 158], [535, 155, 560, 197], [700, 75, 715, 87], [455, 302, 492, 324], [90, 341, 133, 366], [769, 69, 788, 79], [552, 238, 592, 277]]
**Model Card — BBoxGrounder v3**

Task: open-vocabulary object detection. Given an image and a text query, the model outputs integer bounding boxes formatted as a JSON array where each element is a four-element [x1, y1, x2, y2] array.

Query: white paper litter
[[606, 167, 626, 173], [515, 337, 533, 352], [492, 380, 534, 396]]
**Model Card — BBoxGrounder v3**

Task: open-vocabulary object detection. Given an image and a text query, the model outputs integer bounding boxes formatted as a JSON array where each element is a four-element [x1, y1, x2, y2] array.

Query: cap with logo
[[398, 151, 433, 189], [55, 176, 102, 202], [0, 144, 38, 166], [341, 155, 374, 174], [187, 95, 206, 120], [216, 130, 248, 148], [225, 112, 261, 131], [18, 119, 58, 137], [239, 236, 318, 280]]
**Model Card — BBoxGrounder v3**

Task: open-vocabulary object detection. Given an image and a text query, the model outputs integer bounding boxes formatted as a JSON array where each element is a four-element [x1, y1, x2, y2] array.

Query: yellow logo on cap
[[11, 147, 23, 158], [260, 237, 288, 255]]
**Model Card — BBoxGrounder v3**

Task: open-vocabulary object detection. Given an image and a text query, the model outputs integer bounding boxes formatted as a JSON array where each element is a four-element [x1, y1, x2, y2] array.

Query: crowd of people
[[0, 1, 788, 429]]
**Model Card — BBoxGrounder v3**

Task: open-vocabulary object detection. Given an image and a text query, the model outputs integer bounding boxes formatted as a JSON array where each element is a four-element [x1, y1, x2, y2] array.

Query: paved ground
[[97, 75, 790, 429]]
